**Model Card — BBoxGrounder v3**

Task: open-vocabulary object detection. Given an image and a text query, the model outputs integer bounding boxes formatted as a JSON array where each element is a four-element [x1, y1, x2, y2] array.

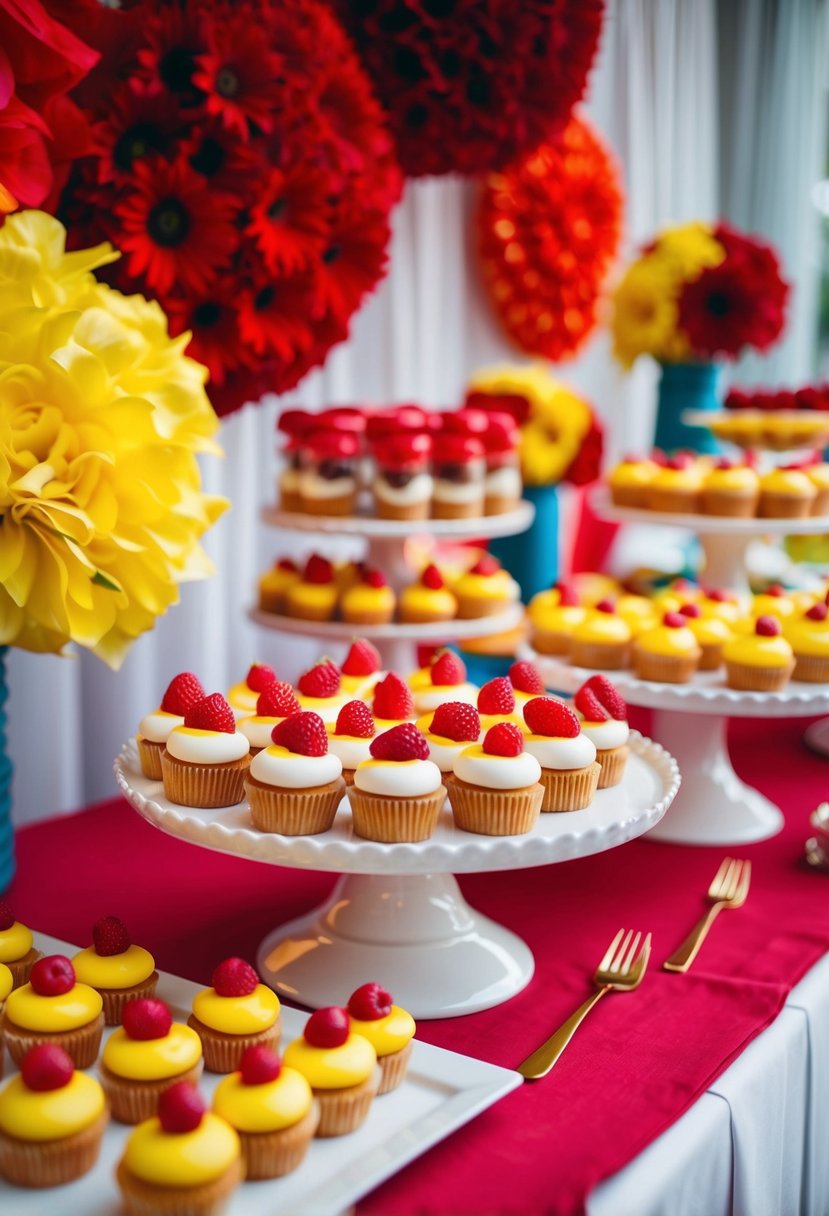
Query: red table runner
[[8, 715, 829, 1215]]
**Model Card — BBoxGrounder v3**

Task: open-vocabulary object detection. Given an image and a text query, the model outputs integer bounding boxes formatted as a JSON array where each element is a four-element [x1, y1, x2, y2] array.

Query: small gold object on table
[[663, 857, 751, 973]]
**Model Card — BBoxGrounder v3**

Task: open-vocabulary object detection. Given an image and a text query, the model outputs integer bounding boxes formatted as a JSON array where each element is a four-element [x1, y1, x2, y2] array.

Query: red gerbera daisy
[[192, 12, 283, 139], [237, 273, 318, 361], [678, 260, 785, 359], [313, 204, 392, 323], [246, 165, 331, 275], [182, 118, 262, 196], [167, 289, 252, 387], [135, 2, 206, 100], [91, 80, 182, 184], [314, 57, 398, 179], [115, 155, 239, 296]]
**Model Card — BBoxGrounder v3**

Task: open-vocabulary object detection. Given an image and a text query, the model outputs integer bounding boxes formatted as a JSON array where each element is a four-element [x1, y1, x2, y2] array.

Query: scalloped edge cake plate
[[260, 501, 535, 539], [248, 603, 525, 641], [589, 487, 829, 534]]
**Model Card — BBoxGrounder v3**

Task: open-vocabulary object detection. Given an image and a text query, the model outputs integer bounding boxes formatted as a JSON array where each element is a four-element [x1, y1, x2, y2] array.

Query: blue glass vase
[[488, 483, 559, 604], [0, 648, 13, 892], [654, 361, 721, 454]]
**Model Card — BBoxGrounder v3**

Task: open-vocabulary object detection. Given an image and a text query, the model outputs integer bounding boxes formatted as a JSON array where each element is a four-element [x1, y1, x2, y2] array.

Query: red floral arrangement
[[332, 0, 605, 178], [477, 113, 623, 362], [58, 0, 402, 417]]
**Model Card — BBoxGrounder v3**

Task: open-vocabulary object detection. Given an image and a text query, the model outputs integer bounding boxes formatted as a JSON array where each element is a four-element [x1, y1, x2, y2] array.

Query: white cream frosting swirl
[[239, 716, 287, 749], [414, 682, 478, 713], [523, 733, 596, 771], [579, 720, 629, 750], [296, 694, 348, 723], [326, 733, 375, 769], [249, 745, 342, 789], [166, 727, 250, 765], [373, 472, 433, 505], [139, 710, 183, 743], [485, 465, 522, 497], [354, 758, 442, 797], [453, 745, 541, 790]]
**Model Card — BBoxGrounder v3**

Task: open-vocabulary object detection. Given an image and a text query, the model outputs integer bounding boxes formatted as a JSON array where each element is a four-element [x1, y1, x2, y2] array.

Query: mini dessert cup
[[188, 1016, 280, 1076], [431, 433, 486, 519], [283, 1007, 381, 1137], [299, 430, 360, 517], [371, 432, 433, 521], [314, 1068, 381, 1136], [3, 955, 105, 1070], [100, 998, 204, 1124], [73, 920, 159, 1026], [723, 616, 795, 691], [117, 1156, 245, 1216], [0, 1108, 109, 1188], [276, 408, 314, 512], [189, 957, 281, 1074], [481, 412, 522, 515], [237, 1102, 320, 1179], [3, 1012, 106, 1070]]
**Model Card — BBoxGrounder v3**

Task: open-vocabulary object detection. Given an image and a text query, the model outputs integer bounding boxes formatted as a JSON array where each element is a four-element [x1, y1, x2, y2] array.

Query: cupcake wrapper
[[758, 493, 813, 519], [698, 643, 724, 671], [631, 650, 699, 684], [699, 490, 759, 518], [101, 1060, 203, 1125], [812, 489, 829, 516], [569, 641, 629, 671], [724, 660, 795, 691], [456, 598, 511, 620], [279, 489, 303, 513], [238, 1102, 320, 1179], [187, 1014, 280, 1074], [539, 763, 600, 812], [399, 607, 455, 624], [285, 599, 336, 622], [137, 738, 164, 780], [793, 654, 829, 683], [258, 590, 287, 615], [6, 947, 42, 990], [375, 500, 430, 521], [484, 494, 521, 516], [531, 630, 573, 656], [341, 768, 357, 786], [100, 973, 160, 1026], [3, 1011, 105, 1069], [446, 778, 543, 836], [342, 607, 396, 626], [300, 493, 356, 517], [246, 777, 345, 835], [314, 1067, 381, 1137], [647, 489, 700, 514], [431, 499, 484, 520], [347, 785, 446, 842], [0, 1109, 108, 1188], [117, 1156, 245, 1216], [377, 1041, 414, 1094], [160, 752, 249, 809], [611, 486, 650, 509], [596, 746, 628, 789]]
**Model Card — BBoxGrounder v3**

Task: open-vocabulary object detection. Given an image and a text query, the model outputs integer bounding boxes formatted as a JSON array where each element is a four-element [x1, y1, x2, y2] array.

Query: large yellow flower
[[611, 257, 689, 368], [652, 222, 725, 281], [0, 211, 227, 668]]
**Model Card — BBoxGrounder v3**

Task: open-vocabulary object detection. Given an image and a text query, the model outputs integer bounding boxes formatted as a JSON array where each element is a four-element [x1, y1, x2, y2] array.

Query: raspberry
[[21, 1045, 73, 1092], [158, 1083, 206, 1134], [469, 554, 500, 576], [370, 723, 430, 761], [347, 983, 392, 1021], [508, 661, 544, 695], [342, 638, 381, 676], [212, 957, 259, 997], [161, 672, 205, 716], [271, 711, 329, 756], [240, 1045, 282, 1086], [417, 644, 440, 668], [30, 955, 75, 997], [363, 567, 387, 587], [335, 701, 376, 738], [575, 675, 627, 722], [663, 612, 686, 629], [595, 599, 616, 614], [92, 915, 130, 956], [0, 900, 15, 931], [184, 693, 236, 733], [523, 697, 580, 738], [430, 650, 466, 686], [756, 615, 781, 637], [246, 663, 277, 692], [421, 563, 444, 590], [679, 603, 701, 619], [806, 602, 829, 621], [123, 998, 173, 1041], [304, 1007, 350, 1048], [430, 702, 480, 743], [373, 672, 414, 720], [303, 554, 334, 584], [298, 659, 341, 697], [256, 681, 300, 717], [482, 722, 524, 756], [477, 677, 515, 715]]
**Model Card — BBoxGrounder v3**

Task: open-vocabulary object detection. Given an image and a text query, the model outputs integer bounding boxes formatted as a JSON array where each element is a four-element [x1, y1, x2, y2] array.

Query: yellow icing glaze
[[213, 1066, 313, 1132], [123, 1112, 240, 1188], [340, 674, 374, 697], [103, 1024, 202, 1080], [699, 597, 742, 625], [453, 571, 514, 601], [283, 1032, 376, 1089], [784, 617, 829, 656], [0, 963, 11, 1002], [806, 464, 829, 490], [650, 466, 704, 491], [751, 594, 795, 620], [73, 944, 155, 990], [399, 585, 457, 617], [6, 981, 102, 1031], [609, 460, 656, 488], [227, 681, 258, 705], [722, 633, 794, 668], [634, 623, 701, 657], [348, 1006, 415, 1057], [258, 567, 299, 595], [0, 920, 33, 964], [342, 584, 396, 614], [759, 468, 815, 495], [529, 604, 586, 632], [0, 1071, 105, 1142], [572, 613, 631, 644], [703, 467, 759, 491], [407, 667, 431, 691], [687, 616, 732, 646], [615, 595, 659, 636], [296, 693, 346, 713], [287, 583, 338, 614], [174, 726, 223, 738], [192, 984, 279, 1035]]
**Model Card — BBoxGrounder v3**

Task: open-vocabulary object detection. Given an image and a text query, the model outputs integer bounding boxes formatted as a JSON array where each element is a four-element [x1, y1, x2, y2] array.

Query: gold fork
[[517, 928, 652, 1080], [663, 857, 751, 973]]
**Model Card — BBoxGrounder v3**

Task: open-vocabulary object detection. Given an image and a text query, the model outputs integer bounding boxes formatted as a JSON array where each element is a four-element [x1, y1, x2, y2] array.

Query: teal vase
[[654, 362, 721, 455], [488, 483, 559, 603], [0, 648, 13, 892]]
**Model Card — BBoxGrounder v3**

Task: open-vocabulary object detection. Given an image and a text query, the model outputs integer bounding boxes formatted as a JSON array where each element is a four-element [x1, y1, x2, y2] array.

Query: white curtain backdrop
[[8, 0, 829, 825]]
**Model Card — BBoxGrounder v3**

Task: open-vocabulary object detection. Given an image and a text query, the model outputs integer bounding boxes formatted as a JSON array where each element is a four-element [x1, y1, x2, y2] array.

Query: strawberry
[[21, 1045, 73, 1092], [704, 588, 731, 603], [595, 599, 616, 614], [370, 723, 430, 761], [477, 677, 515, 715], [158, 1083, 205, 1134], [679, 603, 701, 619], [0, 900, 14, 931], [417, 644, 440, 667], [362, 567, 387, 587], [30, 956, 75, 997], [303, 553, 334, 584], [469, 554, 500, 576], [342, 638, 381, 676], [575, 675, 627, 722], [421, 563, 444, 590], [336, 700, 376, 738], [92, 915, 130, 956], [297, 659, 341, 697], [430, 701, 481, 742], [240, 1045, 282, 1086], [806, 602, 828, 621], [277, 558, 298, 573], [256, 681, 300, 717], [123, 998, 173, 1041], [482, 722, 524, 756], [212, 957, 259, 997], [270, 711, 329, 756], [430, 650, 466, 686], [373, 672, 414, 720], [246, 663, 277, 692], [663, 612, 686, 628], [755, 615, 781, 637], [523, 697, 580, 738], [347, 983, 392, 1021], [508, 661, 544, 695], [184, 693, 236, 733], [304, 1007, 349, 1048], [161, 672, 205, 715], [556, 584, 580, 607]]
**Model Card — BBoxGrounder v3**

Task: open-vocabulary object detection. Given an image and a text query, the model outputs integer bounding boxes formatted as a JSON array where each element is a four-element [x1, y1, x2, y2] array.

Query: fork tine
[[726, 859, 745, 901], [598, 927, 625, 971], [719, 857, 738, 900], [637, 932, 652, 970], [709, 856, 732, 896], [735, 859, 752, 900], [619, 931, 642, 975], [609, 929, 634, 973]]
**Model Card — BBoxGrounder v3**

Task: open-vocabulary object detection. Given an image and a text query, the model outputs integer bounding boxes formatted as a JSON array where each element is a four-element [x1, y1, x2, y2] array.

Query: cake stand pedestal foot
[[803, 718, 829, 758], [646, 709, 784, 845], [257, 872, 534, 1019]]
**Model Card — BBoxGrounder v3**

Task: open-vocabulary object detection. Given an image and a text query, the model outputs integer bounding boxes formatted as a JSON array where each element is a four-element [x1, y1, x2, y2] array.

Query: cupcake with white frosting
[[348, 724, 445, 842], [449, 723, 543, 836], [238, 682, 301, 755], [573, 675, 630, 788], [413, 650, 478, 714], [161, 694, 250, 808], [522, 697, 600, 812], [227, 663, 277, 721], [137, 672, 205, 780], [246, 712, 344, 835]]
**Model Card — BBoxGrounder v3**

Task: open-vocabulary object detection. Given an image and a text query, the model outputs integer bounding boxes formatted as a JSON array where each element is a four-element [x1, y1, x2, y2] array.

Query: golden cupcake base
[[99, 972, 160, 1026], [2, 1010, 105, 1070], [377, 1040, 414, 1094], [431, 499, 484, 520], [187, 1013, 280, 1074], [374, 499, 431, 521], [237, 1101, 320, 1179], [538, 762, 600, 812], [455, 597, 512, 620], [446, 778, 543, 836], [6, 947, 42, 990], [314, 1066, 381, 1137], [101, 1059, 204, 1125], [299, 493, 357, 517], [160, 752, 250, 809], [595, 745, 628, 789], [631, 649, 700, 684], [724, 659, 795, 691], [484, 494, 522, 516], [347, 785, 446, 842], [699, 490, 759, 517], [117, 1154, 245, 1216], [793, 653, 829, 682], [136, 737, 164, 780], [569, 640, 629, 670], [246, 776, 345, 835], [0, 1109, 108, 1188], [758, 493, 814, 519]]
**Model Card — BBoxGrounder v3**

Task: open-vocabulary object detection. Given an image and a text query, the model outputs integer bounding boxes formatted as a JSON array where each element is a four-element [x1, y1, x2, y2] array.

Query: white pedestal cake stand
[[114, 735, 678, 1019]]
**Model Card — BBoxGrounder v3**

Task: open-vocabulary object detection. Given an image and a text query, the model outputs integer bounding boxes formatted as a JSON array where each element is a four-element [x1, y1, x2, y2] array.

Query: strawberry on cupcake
[[417, 701, 482, 773], [136, 671, 205, 780], [508, 660, 546, 707], [340, 637, 384, 698], [247, 711, 345, 835], [294, 657, 348, 722], [371, 671, 416, 730], [346, 983, 416, 1094], [72, 916, 158, 1025], [226, 662, 277, 720], [238, 681, 301, 754], [283, 1007, 380, 1137], [328, 702, 377, 785], [573, 676, 630, 788], [162, 693, 251, 809], [189, 958, 281, 1074], [448, 722, 543, 836], [522, 698, 600, 812], [476, 676, 524, 733], [413, 649, 478, 714], [348, 723, 446, 842]]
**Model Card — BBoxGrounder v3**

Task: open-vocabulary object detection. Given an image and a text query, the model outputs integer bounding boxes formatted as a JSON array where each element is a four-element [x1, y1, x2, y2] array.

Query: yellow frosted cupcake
[[632, 612, 702, 683], [786, 601, 829, 682], [569, 601, 632, 670], [647, 455, 704, 514], [399, 563, 458, 623], [700, 459, 760, 517], [73, 916, 158, 1025], [723, 616, 795, 691], [189, 958, 280, 1074], [285, 553, 339, 621], [340, 567, 396, 626], [452, 554, 520, 619], [758, 467, 817, 518], [608, 455, 658, 508], [283, 1007, 380, 1137], [258, 557, 300, 614], [2, 955, 104, 1069], [346, 983, 416, 1094], [101, 998, 203, 1124], [804, 461, 829, 515], [528, 583, 586, 655], [750, 584, 796, 621], [676, 604, 732, 670], [0, 901, 41, 989]]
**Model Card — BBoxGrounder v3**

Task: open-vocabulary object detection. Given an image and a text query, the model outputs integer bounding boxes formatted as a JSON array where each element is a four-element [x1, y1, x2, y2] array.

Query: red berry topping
[[765, 584, 784, 598], [256, 681, 301, 718], [347, 982, 392, 1021], [523, 697, 580, 738], [362, 567, 387, 588], [92, 915, 131, 956], [595, 599, 616, 614], [508, 661, 544, 695], [469, 554, 500, 577], [705, 589, 731, 603], [373, 672, 414, 720], [184, 693, 236, 733], [663, 612, 686, 629], [212, 957, 259, 998], [277, 558, 298, 573], [240, 1045, 282, 1086], [574, 675, 627, 723], [158, 1082, 206, 1134], [304, 1006, 350, 1048], [430, 702, 481, 742], [430, 650, 466, 686], [806, 602, 829, 621], [21, 1045, 73, 1092], [298, 659, 341, 698], [30, 955, 75, 997], [370, 722, 430, 761], [756, 615, 782, 637], [421, 564, 444, 590], [678, 603, 701, 619], [417, 644, 440, 668], [335, 700, 376, 738], [0, 900, 15, 931], [482, 722, 524, 756], [556, 584, 580, 607], [246, 663, 277, 692], [477, 677, 515, 715], [303, 554, 334, 585], [342, 638, 382, 676], [123, 998, 173, 1041], [271, 711, 329, 756], [161, 672, 205, 716], [715, 457, 736, 469]]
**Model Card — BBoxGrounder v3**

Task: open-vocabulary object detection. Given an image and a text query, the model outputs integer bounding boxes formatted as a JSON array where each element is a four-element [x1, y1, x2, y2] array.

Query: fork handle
[[517, 988, 608, 1080], [663, 903, 724, 973]]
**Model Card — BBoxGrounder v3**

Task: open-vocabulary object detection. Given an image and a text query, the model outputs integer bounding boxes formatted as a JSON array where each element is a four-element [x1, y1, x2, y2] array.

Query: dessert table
[[7, 714, 829, 1216]]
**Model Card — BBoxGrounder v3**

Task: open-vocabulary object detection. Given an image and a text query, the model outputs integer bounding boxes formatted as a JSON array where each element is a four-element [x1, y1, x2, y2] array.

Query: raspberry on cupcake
[[246, 711, 345, 835], [226, 662, 277, 720], [72, 916, 158, 1025], [449, 722, 544, 836], [346, 983, 416, 1094], [573, 676, 630, 788], [522, 698, 600, 812], [238, 681, 301, 754], [100, 998, 203, 1124], [286, 553, 339, 622], [340, 637, 384, 698], [508, 660, 546, 707], [417, 701, 482, 773], [723, 616, 795, 691], [137, 671, 205, 780], [399, 564, 458, 623], [161, 693, 251, 808], [328, 701, 377, 785], [349, 723, 446, 842], [413, 649, 478, 714], [0, 900, 42, 988], [295, 656, 348, 722], [283, 1006, 380, 1137], [372, 671, 416, 730], [477, 676, 523, 733], [631, 611, 702, 684], [188, 957, 281, 1074], [2, 954, 104, 1069]]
